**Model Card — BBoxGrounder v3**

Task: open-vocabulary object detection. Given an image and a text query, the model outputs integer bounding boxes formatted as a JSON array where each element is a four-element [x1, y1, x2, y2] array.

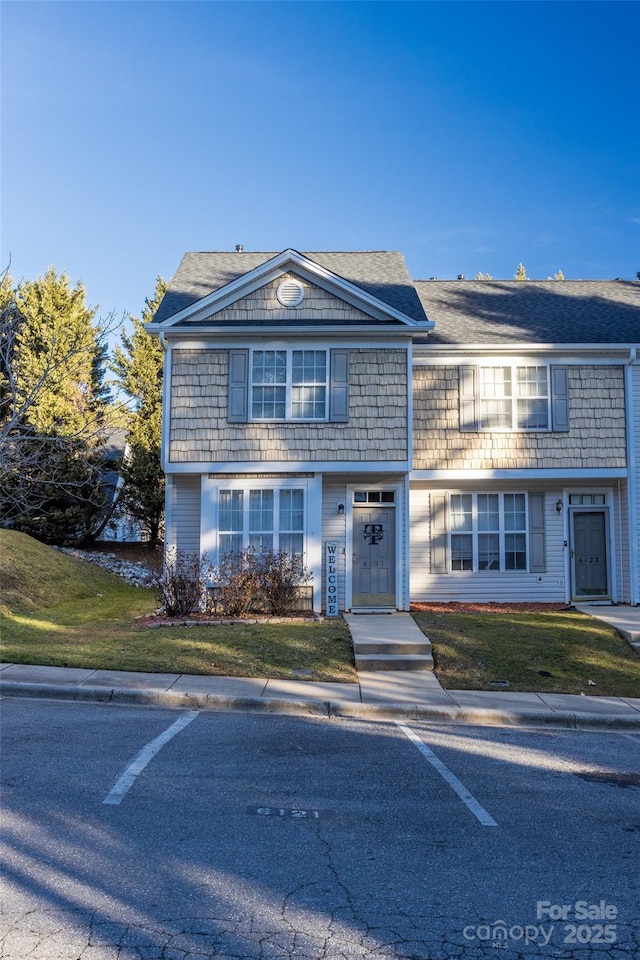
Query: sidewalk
[[2, 659, 639, 728], [2, 606, 639, 729]]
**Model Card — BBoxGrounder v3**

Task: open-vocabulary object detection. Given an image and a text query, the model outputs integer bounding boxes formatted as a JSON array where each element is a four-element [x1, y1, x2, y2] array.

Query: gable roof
[[153, 249, 429, 325], [414, 279, 640, 345]]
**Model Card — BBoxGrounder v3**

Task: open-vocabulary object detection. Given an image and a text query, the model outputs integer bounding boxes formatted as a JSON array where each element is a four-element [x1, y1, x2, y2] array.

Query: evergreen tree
[[0, 268, 113, 543], [514, 263, 528, 281], [13, 268, 107, 434], [111, 276, 167, 544]]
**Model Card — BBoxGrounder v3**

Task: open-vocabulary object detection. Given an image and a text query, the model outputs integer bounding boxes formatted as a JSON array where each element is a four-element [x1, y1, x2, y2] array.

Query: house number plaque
[[363, 523, 384, 545]]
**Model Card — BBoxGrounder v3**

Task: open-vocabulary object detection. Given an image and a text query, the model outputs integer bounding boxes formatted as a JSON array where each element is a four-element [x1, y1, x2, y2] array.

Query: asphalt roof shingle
[[153, 249, 640, 345], [153, 250, 428, 324], [414, 279, 640, 345]]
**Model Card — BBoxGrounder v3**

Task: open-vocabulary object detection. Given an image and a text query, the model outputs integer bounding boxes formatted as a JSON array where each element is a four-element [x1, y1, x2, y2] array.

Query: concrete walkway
[[575, 602, 640, 651], [2, 607, 639, 728]]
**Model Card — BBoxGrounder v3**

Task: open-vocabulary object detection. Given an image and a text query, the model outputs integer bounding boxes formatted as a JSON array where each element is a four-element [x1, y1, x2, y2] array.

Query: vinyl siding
[[321, 479, 348, 612], [409, 483, 567, 603], [617, 480, 630, 602], [633, 364, 640, 602], [169, 475, 201, 554]]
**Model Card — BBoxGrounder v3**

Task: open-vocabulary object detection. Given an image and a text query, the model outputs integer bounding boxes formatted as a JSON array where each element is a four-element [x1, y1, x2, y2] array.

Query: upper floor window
[[479, 365, 549, 430], [460, 363, 568, 433], [251, 349, 328, 421], [228, 347, 349, 424]]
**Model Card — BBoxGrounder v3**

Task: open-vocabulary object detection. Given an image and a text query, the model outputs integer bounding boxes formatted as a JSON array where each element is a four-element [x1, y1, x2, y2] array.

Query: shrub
[[211, 548, 313, 617], [210, 548, 261, 618], [258, 550, 313, 615], [152, 548, 212, 617]]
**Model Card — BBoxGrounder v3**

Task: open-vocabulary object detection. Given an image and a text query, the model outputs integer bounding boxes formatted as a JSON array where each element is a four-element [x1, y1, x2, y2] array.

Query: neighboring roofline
[[147, 248, 434, 331]]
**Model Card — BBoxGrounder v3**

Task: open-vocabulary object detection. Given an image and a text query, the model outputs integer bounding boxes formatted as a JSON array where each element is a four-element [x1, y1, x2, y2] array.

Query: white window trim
[[250, 347, 329, 422], [478, 361, 551, 432], [215, 481, 306, 560], [201, 475, 323, 611], [449, 492, 530, 573]]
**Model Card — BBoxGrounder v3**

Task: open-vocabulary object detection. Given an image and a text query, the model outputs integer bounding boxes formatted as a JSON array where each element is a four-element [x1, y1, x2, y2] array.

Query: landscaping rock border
[[54, 548, 154, 588]]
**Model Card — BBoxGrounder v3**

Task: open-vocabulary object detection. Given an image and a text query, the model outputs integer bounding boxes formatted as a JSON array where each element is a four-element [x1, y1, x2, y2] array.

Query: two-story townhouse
[[412, 279, 640, 607], [147, 249, 640, 612], [146, 249, 432, 613]]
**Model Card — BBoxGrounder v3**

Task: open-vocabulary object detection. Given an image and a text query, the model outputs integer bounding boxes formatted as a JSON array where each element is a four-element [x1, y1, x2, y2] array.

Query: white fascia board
[[276, 261, 434, 328], [410, 468, 628, 481], [158, 334, 412, 350], [147, 249, 433, 331], [166, 460, 411, 475], [151, 324, 418, 340], [413, 343, 637, 363]]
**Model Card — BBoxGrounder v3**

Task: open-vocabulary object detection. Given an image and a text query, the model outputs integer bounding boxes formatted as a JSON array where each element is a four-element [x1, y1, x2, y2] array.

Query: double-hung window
[[450, 493, 528, 571], [219, 487, 305, 558], [251, 349, 328, 420], [479, 364, 550, 430]]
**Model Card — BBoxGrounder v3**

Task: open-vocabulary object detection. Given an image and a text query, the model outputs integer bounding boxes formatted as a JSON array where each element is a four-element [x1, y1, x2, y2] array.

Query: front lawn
[[412, 603, 640, 697], [0, 530, 357, 682], [2, 609, 357, 682]]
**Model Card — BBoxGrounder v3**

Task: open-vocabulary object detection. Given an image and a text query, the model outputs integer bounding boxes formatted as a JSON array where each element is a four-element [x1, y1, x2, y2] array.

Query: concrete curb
[[2, 681, 640, 730]]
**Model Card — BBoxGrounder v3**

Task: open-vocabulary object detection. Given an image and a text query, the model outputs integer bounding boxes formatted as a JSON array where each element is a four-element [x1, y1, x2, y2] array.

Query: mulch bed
[[411, 602, 572, 614], [139, 604, 572, 626], [136, 611, 322, 629]]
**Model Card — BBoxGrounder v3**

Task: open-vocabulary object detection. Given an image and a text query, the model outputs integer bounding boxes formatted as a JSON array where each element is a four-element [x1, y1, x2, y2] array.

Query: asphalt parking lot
[[1, 698, 639, 959]]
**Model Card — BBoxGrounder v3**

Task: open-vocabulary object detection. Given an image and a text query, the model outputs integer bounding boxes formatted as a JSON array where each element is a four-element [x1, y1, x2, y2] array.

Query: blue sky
[[2, 1, 638, 327]]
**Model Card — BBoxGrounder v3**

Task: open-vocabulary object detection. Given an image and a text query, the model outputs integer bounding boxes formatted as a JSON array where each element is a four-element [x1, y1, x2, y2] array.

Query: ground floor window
[[219, 487, 304, 558], [450, 492, 528, 572]]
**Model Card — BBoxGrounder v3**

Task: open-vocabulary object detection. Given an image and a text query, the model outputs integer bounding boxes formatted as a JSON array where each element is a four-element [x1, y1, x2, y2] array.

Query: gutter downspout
[[625, 347, 639, 605]]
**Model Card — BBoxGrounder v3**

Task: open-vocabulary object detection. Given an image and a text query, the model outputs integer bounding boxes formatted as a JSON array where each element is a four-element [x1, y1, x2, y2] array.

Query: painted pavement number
[[252, 807, 322, 819]]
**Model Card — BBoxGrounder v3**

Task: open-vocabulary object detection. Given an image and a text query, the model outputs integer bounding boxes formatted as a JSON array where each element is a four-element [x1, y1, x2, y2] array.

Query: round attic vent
[[276, 279, 304, 307]]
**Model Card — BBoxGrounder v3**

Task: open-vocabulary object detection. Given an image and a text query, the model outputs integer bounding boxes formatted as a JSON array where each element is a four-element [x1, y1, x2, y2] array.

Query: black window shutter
[[329, 349, 349, 422], [431, 493, 449, 574], [228, 349, 248, 422], [551, 366, 569, 431], [528, 492, 546, 572], [459, 365, 478, 431]]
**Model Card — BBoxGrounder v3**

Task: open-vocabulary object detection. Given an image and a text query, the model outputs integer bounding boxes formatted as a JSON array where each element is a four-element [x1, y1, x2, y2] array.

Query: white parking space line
[[103, 711, 199, 806], [396, 723, 498, 827]]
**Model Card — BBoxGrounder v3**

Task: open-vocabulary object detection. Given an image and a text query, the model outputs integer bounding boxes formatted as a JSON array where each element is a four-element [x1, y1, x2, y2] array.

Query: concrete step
[[353, 638, 432, 656], [354, 653, 434, 672]]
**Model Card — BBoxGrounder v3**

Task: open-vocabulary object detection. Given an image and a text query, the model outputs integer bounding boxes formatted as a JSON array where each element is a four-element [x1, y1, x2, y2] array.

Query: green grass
[[3, 531, 637, 694], [0, 530, 357, 682], [412, 606, 640, 697]]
